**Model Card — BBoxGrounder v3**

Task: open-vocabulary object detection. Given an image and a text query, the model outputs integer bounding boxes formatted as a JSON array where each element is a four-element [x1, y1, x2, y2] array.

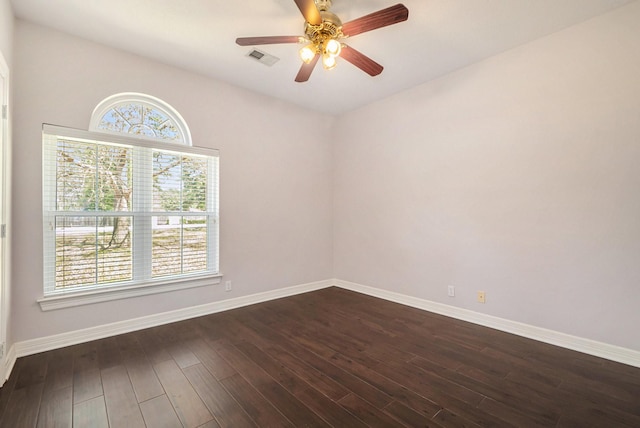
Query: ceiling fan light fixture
[[324, 38, 342, 57], [322, 53, 337, 70], [299, 44, 317, 63]]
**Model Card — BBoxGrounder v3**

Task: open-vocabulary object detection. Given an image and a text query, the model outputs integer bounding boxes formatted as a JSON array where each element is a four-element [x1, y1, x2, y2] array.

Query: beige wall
[[333, 2, 640, 350], [11, 21, 334, 342], [0, 0, 12, 63]]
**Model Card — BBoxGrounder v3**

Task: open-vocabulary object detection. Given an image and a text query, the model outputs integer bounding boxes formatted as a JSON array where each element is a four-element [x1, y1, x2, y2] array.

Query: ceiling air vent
[[246, 49, 279, 67]]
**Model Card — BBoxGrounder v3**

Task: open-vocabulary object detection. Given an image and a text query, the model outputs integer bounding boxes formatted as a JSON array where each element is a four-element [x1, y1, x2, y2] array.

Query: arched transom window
[[89, 92, 192, 145]]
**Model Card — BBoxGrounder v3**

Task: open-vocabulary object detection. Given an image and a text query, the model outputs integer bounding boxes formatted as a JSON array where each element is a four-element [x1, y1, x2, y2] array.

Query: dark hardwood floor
[[1, 287, 639, 427]]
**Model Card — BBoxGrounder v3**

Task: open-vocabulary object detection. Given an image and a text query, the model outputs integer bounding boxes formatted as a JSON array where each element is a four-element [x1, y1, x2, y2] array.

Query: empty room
[[0, 0, 639, 426]]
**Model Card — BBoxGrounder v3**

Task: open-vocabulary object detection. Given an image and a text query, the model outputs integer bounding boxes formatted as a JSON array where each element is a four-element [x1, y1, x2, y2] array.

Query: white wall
[[334, 1, 640, 351], [11, 21, 334, 342], [0, 0, 12, 62]]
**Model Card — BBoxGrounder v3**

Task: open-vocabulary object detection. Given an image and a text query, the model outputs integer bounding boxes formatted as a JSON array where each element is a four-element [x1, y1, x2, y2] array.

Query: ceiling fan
[[236, 0, 409, 82]]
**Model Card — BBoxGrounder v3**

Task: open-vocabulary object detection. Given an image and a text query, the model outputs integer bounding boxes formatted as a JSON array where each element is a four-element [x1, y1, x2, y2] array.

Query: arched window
[[89, 93, 192, 145]]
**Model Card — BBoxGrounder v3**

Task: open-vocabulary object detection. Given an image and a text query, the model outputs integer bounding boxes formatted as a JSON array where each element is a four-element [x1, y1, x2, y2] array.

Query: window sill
[[37, 274, 222, 311]]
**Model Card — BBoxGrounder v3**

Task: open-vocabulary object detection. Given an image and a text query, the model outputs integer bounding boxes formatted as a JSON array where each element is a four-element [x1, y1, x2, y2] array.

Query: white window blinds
[[42, 124, 219, 295]]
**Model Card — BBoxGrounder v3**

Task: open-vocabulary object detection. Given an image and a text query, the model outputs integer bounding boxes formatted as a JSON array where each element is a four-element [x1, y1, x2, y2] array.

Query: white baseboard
[[7, 277, 639, 386], [0, 344, 16, 386], [13, 279, 332, 359], [334, 279, 640, 369]]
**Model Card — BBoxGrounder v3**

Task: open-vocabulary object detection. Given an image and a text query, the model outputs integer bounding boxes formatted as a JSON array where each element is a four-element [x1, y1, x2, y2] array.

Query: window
[[40, 95, 219, 310], [90, 93, 191, 145]]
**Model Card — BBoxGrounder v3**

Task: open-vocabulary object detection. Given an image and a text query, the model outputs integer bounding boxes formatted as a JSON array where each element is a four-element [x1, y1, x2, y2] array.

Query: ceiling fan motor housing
[[304, 10, 343, 47]]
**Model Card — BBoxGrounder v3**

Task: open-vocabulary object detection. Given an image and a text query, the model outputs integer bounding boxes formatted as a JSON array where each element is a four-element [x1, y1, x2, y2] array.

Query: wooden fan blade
[[293, 0, 322, 25], [236, 36, 302, 46], [340, 45, 384, 76], [295, 54, 320, 82], [342, 4, 409, 37]]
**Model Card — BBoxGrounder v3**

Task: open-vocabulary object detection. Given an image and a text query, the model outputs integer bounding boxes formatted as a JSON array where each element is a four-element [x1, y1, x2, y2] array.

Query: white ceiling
[[10, 0, 634, 114]]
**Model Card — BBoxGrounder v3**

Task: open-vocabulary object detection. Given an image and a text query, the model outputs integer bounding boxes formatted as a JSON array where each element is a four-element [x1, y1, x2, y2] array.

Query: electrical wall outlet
[[448, 285, 455, 297], [477, 291, 486, 303], [225, 281, 232, 292]]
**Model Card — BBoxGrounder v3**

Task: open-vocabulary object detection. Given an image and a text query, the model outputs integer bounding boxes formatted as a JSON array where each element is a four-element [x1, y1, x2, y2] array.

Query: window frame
[[39, 124, 220, 311], [89, 92, 192, 145]]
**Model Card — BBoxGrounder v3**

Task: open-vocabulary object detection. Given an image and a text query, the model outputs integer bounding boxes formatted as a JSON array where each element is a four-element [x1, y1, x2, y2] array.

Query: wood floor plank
[[73, 396, 109, 428], [433, 339, 512, 377], [115, 333, 165, 403], [237, 314, 352, 399], [261, 343, 350, 401], [186, 338, 237, 380], [101, 365, 146, 428], [478, 396, 557, 427], [232, 318, 394, 409], [114, 331, 141, 355], [214, 315, 272, 347], [556, 404, 640, 428], [14, 352, 48, 389], [432, 408, 482, 428], [234, 340, 310, 396], [167, 341, 201, 369], [96, 337, 123, 370], [195, 315, 228, 343], [212, 340, 329, 428], [183, 363, 256, 427], [37, 385, 73, 428], [411, 354, 563, 422], [139, 394, 183, 428], [72, 343, 99, 373], [173, 318, 207, 342], [486, 346, 562, 387], [154, 358, 214, 428], [219, 373, 295, 428], [0, 382, 44, 427], [329, 352, 442, 418], [72, 368, 103, 404], [378, 359, 485, 407], [42, 347, 75, 396], [364, 340, 418, 365], [431, 397, 519, 428], [197, 421, 222, 428], [338, 393, 404, 427], [296, 387, 369, 428], [0, 357, 20, 420], [384, 400, 444, 427], [134, 328, 173, 364], [125, 356, 165, 404], [559, 369, 640, 411]]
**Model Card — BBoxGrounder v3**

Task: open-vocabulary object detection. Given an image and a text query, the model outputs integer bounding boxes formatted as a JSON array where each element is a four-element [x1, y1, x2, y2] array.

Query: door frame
[[0, 50, 11, 385]]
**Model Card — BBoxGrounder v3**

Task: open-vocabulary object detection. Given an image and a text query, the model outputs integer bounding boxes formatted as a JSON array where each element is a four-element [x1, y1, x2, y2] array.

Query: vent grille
[[246, 49, 279, 67]]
